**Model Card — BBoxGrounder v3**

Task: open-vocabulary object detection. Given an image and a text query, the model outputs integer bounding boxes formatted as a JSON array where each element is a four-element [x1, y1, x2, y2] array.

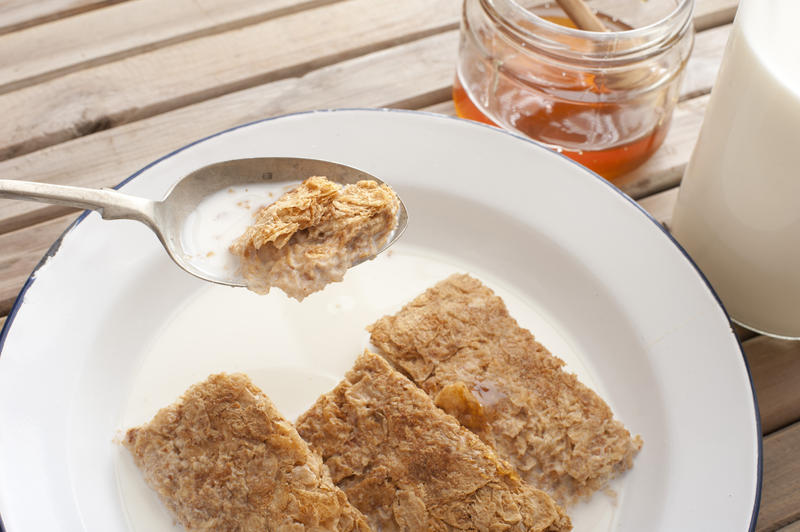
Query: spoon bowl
[[0, 157, 408, 287]]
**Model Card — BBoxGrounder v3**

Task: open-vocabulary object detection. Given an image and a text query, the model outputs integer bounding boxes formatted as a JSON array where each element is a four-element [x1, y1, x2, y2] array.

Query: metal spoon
[[0, 157, 408, 287]]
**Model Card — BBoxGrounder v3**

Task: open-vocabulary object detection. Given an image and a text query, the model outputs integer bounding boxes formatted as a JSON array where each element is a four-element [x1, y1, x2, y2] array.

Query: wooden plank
[[0, 0, 461, 162], [0, 0, 122, 35], [694, 0, 738, 31], [745, 336, 800, 435], [757, 422, 800, 531], [0, 214, 79, 316], [679, 23, 730, 100], [0, 0, 341, 94]]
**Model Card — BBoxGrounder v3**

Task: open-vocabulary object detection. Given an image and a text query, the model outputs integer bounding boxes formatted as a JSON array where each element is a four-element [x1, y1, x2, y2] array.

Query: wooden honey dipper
[[555, 0, 609, 31]]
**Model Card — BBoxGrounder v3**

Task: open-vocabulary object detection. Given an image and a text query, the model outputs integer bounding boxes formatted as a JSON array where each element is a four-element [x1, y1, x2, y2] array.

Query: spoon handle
[[0, 179, 157, 226]]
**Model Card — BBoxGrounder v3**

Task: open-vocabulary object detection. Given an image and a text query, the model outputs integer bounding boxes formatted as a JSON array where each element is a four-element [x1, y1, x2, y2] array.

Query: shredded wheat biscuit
[[229, 176, 399, 300], [367, 274, 642, 504], [296, 351, 571, 531], [123, 373, 371, 531]]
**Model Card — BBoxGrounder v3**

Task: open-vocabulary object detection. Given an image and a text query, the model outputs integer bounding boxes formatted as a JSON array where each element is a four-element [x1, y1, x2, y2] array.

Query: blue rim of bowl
[[0, 107, 762, 532]]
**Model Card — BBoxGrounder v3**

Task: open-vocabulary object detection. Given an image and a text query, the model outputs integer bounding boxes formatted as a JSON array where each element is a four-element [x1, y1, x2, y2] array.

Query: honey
[[453, 77, 672, 179], [454, 1, 694, 181]]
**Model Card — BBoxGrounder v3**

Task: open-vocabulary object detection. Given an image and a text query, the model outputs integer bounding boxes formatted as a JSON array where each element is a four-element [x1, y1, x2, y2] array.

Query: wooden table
[[0, 1, 797, 530]]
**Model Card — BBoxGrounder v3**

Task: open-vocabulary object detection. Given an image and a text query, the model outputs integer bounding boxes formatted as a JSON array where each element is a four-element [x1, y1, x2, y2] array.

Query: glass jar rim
[[481, 0, 694, 60]]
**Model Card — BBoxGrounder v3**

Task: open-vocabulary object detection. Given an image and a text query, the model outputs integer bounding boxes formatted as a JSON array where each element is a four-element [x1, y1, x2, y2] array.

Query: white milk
[[180, 181, 300, 279], [671, 0, 800, 338]]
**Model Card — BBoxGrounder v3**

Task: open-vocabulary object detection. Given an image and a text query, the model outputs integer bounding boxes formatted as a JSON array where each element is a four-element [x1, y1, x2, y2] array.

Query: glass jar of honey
[[454, 0, 694, 180]]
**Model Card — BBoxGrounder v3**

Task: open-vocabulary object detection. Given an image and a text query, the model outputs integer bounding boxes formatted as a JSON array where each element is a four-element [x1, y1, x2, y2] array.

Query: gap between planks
[[0, 0, 126, 36]]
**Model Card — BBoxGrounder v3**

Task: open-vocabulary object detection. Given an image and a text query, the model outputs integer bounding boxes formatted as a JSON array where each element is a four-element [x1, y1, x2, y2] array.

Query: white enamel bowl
[[0, 109, 760, 531]]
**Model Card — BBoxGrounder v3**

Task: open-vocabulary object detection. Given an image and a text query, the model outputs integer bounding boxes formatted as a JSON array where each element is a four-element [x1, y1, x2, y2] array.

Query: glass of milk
[[670, 0, 800, 339]]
